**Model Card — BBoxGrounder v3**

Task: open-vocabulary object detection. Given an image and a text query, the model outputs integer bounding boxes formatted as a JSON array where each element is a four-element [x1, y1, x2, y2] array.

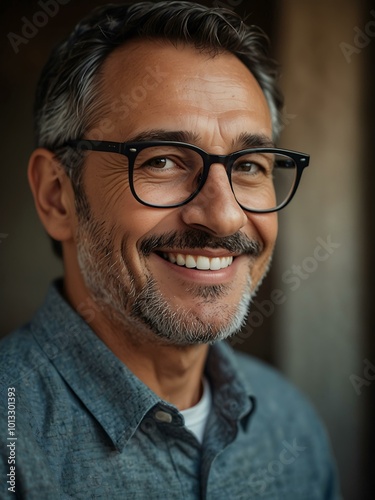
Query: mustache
[[140, 230, 263, 257]]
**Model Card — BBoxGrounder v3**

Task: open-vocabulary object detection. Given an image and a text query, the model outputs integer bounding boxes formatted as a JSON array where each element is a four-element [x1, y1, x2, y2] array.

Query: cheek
[[85, 158, 172, 229], [247, 212, 278, 279], [247, 212, 278, 247], [92, 163, 132, 216]]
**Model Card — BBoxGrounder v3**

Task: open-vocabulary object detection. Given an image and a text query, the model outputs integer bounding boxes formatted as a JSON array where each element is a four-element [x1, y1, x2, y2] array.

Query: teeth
[[176, 254, 185, 266], [210, 257, 221, 271], [196, 256, 210, 270], [185, 255, 196, 268], [168, 254, 176, 264], [162, 253, 233, 270]]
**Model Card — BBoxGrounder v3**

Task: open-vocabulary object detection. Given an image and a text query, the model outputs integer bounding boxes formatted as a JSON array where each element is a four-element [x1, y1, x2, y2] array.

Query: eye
[[234, 161, 264, 175], [144, 157, 177, 169]]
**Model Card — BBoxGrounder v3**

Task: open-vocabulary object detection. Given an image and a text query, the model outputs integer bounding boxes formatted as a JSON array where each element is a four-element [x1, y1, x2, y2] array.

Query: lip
[[150, 250, 244, 285]]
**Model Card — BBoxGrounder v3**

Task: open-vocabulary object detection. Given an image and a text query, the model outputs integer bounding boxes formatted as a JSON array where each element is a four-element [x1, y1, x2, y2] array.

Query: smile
[[161, 252, 234, 270]]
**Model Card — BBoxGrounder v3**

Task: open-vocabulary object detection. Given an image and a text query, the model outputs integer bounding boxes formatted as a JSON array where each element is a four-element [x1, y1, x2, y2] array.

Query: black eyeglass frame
[[64, 139, 310, 213]]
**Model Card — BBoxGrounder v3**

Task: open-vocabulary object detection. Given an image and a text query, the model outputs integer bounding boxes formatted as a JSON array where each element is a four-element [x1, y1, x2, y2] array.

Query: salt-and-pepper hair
[[34, 1, 284, 257], [35, 1, 283, 150]]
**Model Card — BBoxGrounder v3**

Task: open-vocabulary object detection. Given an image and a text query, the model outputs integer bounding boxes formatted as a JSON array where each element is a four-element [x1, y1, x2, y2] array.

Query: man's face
[[72, 40, 277, 346]]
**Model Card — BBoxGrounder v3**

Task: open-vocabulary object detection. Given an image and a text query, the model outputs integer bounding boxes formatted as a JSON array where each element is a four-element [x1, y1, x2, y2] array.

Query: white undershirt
[[180, 377, 212, 444]]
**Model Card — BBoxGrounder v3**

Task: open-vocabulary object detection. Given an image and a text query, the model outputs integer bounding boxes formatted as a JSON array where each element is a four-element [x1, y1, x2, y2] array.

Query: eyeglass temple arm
[[66, 140, 124, 153]]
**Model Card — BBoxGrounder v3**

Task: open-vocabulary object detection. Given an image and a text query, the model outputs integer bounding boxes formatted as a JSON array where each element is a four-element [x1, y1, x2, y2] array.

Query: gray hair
[[34, 1, 284, 257]]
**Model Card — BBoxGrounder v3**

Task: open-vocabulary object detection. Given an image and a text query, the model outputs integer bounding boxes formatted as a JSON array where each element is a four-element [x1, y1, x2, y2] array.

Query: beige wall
[[275, 0, 370, 497]]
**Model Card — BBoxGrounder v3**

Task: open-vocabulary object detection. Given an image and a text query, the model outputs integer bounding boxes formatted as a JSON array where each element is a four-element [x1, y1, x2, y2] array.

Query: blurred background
[[0, 0, 374, 498]]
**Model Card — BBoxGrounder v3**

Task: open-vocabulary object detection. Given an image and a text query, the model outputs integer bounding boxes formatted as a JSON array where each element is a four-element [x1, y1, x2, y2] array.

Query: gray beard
[[76, 216, 258, 347], [129, 275, 253, 346]]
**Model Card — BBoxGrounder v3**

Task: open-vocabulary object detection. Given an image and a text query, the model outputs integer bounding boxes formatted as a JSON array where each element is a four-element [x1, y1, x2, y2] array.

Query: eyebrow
[[235, 132, 275, 149], [125, 129, 275, 150], [126, 130, 201, 144]]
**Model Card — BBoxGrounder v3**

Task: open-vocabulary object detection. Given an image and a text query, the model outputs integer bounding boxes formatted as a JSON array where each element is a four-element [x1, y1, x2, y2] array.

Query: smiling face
[[66, 39, 277, 346]]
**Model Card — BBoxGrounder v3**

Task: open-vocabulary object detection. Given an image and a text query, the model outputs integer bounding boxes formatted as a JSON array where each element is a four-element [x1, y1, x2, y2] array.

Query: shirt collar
[[31, 281, 255, 450], [206, 341, 255, 426]]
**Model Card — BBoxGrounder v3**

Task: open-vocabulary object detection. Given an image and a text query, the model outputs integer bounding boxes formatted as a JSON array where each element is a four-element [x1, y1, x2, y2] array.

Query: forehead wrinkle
[[92, 42, 272, 149]]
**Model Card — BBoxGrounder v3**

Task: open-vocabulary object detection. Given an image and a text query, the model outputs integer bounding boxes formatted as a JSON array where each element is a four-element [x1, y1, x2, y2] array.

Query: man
[[0, 2, 341, 498]]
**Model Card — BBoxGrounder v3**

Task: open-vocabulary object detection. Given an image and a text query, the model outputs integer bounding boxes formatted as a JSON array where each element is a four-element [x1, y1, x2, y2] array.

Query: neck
[[63, 276, 208, 411], [117, 339, 208, 410]]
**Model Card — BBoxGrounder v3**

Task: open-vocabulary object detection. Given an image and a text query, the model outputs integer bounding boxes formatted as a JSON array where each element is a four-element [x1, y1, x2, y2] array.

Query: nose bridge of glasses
[[196, 153, 236, 203], [204, 153, 233, 179]]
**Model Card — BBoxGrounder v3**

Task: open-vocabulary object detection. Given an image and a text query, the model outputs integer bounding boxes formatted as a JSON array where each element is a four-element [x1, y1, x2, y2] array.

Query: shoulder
[[226, 349, 342, 499], [0, 329, 61, 497], [234, 348, 310, 402], [0, 281, 85, 395], [231, 347, 338, 465], [0, 324, 50, 390], [235, 351, 330, 446]]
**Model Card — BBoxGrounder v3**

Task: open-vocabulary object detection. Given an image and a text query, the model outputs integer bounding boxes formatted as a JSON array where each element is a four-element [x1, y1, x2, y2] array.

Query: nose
[[180, 163, 248, 237]]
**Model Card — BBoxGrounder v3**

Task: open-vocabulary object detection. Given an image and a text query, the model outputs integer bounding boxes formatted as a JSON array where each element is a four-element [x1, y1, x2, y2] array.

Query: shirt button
[[154, 410, 173, 423]]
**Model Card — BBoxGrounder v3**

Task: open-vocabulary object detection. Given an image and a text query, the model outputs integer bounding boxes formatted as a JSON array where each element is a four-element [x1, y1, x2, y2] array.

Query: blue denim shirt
[[0, 282, 341, 499]]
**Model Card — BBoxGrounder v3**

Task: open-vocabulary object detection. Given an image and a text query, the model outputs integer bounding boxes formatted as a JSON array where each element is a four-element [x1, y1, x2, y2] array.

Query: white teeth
[[196, 256, 210, 270], [162, 253, 233, 270], [221, 257, 231, 268], [185, 255, 196, 268], [210, 257, 221, 271], [176, 254, 185, 266], [168, 254, 176, 264]]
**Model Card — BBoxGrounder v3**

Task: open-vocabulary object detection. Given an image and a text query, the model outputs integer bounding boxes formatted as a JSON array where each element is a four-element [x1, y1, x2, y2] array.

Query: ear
[[28, 148, 76, 243]]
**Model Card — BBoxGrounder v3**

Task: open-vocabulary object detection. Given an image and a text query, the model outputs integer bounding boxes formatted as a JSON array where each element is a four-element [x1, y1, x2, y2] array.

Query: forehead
[[95, 39, 272, 144]]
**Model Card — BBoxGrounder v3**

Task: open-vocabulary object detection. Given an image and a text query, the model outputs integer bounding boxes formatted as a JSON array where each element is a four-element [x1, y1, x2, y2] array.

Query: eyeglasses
[[65, 140, 310, 213]]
